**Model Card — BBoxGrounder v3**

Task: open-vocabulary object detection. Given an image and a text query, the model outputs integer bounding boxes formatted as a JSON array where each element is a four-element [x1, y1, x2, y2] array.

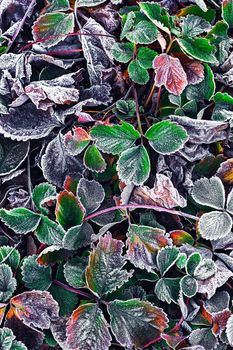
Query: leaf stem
[[84, 204, 198, 222], [132, 84, 143, 135], [7, 0, 37, 52], [53, 280, 109, 305], [53, 280, 97, 300], [143, 316, 184, 348], [20, 31, 115, 52]]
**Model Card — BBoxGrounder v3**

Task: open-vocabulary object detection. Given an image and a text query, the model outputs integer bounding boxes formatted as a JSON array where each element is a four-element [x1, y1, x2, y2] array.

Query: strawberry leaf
[[0, 264, 16, 302], [112, 42, 134, 63], [157, 246, 179, 276], [198, 211, 232, 240], [155, 277, 181, 304], [32, 183, 56, 215], [180, 275, 198, 298], [178, 37, 218, 64], [67, 303, 111, 350], [182, 15, 211, 37], [84, 144, 107, 173], [35, 216, 65, 245], [145, 120, 188, 155], [137, 47, 158, 69], [32, 13, 74, 48], [10, 291, 59, 329], [21, 255, 52, 291], [126, 20, 158, 44], [128, 59, 150, 85], [153, 54, 188, 95], [126, 224, 169, 271], [0, 208, 41, 235], [62, 222, 94, 250], [107, 299, 168, 349], [85, 233, 133, 297], [64, 127, 91, 156], [55, 191, 85, 230], [222, 0, 233, 28], [90, 122, 140, 155], [0, 328, 15, 350], [77, 178, 105, 215], [117, 145, 150, 185]]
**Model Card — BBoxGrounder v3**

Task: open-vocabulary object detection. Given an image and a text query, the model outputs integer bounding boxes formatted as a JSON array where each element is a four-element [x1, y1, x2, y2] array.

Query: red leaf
[[175, 53, 204, 85], [153, 54, 188, 95], [10, 291, 59, 329]]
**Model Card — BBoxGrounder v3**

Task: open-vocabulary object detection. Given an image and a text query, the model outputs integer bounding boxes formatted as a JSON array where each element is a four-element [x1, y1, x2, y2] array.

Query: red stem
[[37, 243, 46, 254], [84, 204, 198, 222], [53, 280, 96, 300], [7, 0, 37, 52], [20, 31, 115, 52], [143, 316, 184, 348], [45, 48, 83, 56]]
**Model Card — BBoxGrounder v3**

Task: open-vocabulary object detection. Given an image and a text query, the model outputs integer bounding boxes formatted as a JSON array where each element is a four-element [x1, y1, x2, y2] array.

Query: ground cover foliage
[[0, 0, 233, 349]]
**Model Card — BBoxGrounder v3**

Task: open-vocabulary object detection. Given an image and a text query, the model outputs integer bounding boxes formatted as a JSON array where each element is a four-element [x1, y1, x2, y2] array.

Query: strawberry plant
[[0, 0, 233, 349]]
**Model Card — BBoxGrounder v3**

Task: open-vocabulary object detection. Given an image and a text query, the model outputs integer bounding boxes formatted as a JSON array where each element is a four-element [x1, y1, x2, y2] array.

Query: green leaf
[[10, 340, 28, 350], [114, 99, 136, 119], [0, 328, 15, 350], [182, 15, 211, 37], [145, 120, 188, 155], [0, 208, 41, 235], [180, 275, 198, 298], [193, 259, 217, 280], [126, 224, 168, 271], [191, 176, 225, 210], [90, 122, 140, 155], [55, 191, 85, 230], [107, 299, 168, 349], [178, 5, 216, 22], [111, 42, 134, 63], [176, 253, 187, 269], [137, 47, 158, 69], [64, 256, 88, 288], [178, 37, 218, 63], [64, 127, 91, 156], [45, 0, 70, 12], [0, 137, 29, 177], [157, 246, 179, 276], [139, 2, 171, 35], [128, 59, 150, 85], [126, 20, 158, 44], [67, 303, 111, 350], [198, 211, 232, 240], [35, 216, 65, 245], [32, 12, 74, 48], [84, 144, 106, 173], [120, 11, 136, 40], [222, 0, 233, 28], [85, 233, 133, 297], [0, 246, 20, 271], [62, 222, 94, 250], [49, 284, 78, 317], [77, 178, 105, 215], [186, 63, 215, 100], [21, 255, 52, 291], [155, 277, 181, 304], [32, 182, 56, 215], [117, 145, 150, 185], [186, 252, 202, 276], [0, 264, 16, 302]]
